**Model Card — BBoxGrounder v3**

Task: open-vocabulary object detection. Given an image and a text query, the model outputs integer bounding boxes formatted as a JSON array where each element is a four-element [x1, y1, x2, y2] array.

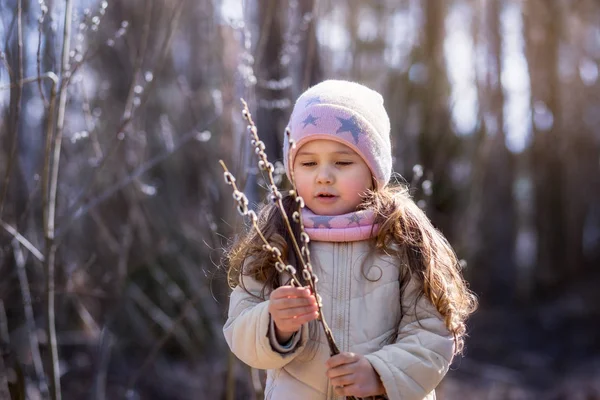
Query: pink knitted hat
[[283, 80, 392, 189]]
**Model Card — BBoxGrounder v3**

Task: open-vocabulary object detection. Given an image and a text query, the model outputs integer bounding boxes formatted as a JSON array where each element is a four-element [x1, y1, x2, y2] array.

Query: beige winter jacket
[[223, 240, 454, 400]]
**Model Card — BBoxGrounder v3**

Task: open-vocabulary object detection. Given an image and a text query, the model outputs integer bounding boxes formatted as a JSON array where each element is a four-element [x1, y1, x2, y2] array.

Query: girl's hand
[[326, 352, 386, 398], [268, 286, 319, 343]]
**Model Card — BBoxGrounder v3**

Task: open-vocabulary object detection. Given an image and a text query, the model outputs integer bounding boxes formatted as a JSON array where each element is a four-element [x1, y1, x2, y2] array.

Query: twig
[[1, 8, 17, 73], [219, 161, 302, 287], [12, 239, 49, 397], [0, 0, 24, 218], [240, 100, 341, 355], [42, 1, 74, 398], [0, 218, 45, 262], [93, 327, 113, 400], [37, 1, 49, 106], [0, 73, 58, 91], [284, 128, 340, 356], [40, 72, 59, 242]]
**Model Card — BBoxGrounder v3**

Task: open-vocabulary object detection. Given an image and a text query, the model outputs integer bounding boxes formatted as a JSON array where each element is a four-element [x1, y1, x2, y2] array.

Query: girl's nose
[[316, 166, 334, 184]]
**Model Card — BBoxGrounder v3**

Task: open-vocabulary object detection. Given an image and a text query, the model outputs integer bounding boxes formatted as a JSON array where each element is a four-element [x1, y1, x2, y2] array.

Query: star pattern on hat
[[346, 213, 362, 227], [304, 96, 322, 108], [309, 215, 334, 229], [302, 114, 319, 128], [336, 115, 363, 144]]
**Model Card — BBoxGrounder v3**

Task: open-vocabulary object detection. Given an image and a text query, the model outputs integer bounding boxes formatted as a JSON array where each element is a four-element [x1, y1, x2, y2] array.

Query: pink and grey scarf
[[301, 208, 380, 242]]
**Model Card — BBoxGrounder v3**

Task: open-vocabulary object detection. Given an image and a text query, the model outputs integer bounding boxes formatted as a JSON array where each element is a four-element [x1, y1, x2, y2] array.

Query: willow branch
[[239, 101, 345, 353], [219, 161, 302, 287], [233, 101, 360, 399], [284, 129, 340, 356], [240, 99, 308, 272]]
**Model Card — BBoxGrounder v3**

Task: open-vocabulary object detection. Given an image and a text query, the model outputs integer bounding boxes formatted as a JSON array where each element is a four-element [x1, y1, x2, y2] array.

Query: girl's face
[[293, 139, 373, 215]]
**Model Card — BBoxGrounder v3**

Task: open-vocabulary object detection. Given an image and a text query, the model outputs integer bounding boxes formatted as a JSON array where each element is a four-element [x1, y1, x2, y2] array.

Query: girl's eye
[[336, 161, 353, 166], [301, 162, 316, 167]]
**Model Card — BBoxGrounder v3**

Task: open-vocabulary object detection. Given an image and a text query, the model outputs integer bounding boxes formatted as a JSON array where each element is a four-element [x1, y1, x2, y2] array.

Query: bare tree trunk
[[470, 0, 516, 306], [296, 0, 322, 92], [418, 0, 458, 240], [523, 0, 566, 295], [246, 0, 292, 201], [559, 9, 599, 277]]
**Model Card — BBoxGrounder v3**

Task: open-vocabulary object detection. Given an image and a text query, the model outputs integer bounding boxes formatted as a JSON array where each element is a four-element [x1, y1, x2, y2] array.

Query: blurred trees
[[0, 0, 599, 398]]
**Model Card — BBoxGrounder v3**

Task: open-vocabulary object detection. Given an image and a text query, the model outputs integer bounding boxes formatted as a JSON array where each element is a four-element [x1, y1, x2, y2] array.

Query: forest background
[[1, 0, 599, 399]]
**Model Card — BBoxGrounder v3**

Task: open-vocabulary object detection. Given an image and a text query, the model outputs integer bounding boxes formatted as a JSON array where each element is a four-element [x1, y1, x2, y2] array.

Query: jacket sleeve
[[364, 276, 455, 400], [222, 271, 309, 370]]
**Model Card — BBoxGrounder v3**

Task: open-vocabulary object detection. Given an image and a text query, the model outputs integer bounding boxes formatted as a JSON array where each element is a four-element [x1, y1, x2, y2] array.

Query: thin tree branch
[[43, 1, 74, 398], [93, 327, 113, 400], [0, 218, 45, 262], [13, 239, 49, 397], [37, 2, 50, 106], [0, 73, 59, 91], [0, 0, 24, 217]]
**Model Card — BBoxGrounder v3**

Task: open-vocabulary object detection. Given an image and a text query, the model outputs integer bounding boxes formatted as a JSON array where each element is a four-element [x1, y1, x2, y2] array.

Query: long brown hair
[[363, 185, 478, 354], [225, 185, 477, 355]]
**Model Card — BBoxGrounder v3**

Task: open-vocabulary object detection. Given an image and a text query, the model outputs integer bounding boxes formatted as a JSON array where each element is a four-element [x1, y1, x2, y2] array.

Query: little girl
[[223, 80, 477, 400]]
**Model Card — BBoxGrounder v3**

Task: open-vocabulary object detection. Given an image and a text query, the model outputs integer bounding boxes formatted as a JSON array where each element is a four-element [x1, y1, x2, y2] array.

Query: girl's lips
[[315, 195, 338, 203]]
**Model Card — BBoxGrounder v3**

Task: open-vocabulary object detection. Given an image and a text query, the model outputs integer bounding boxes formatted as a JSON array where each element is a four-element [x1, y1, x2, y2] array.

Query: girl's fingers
[[333, 383, 357, 397], [326, 362, 356, 379], [276, 311, 319, 330], [275, 304, 318, 319], [330, 372, 356, 387], [272, 296, 316, 310], [271, 286, 312, 299]]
